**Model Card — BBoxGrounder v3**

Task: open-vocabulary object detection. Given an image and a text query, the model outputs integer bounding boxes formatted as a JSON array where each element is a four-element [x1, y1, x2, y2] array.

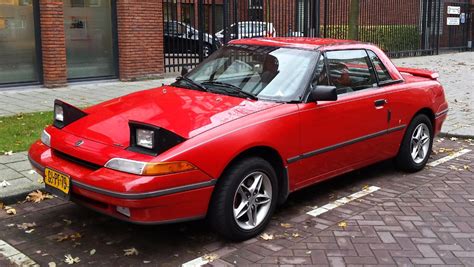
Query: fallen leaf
[[89, 249, 96, 255], [4, 151, 13, 156], [63, 219, 72, 225], [450, 137, 458, 141], [292, 232, 301, 238], [25, 229, 35, 234], [0, 180, 11, 188], [123, 247, 139, 256], [469, 199, 474, 202], [48, 262, 56, 267], [6, 223, 15, 227], [464, 165, 470, 171], [306, 251, 312, 254], [55, 232, 82, 242], [64, 254, 80, 265], [143, 260, 151, 264], [260, 233, 274, 240], [26, 190, 53, 203], [5, 206, 16, 215], [17, 222, 36, 230], [202, 253, 218, 262], [280, 223, 292, 228], [338, 221, 348, 230], [0, 202, 4, 209]]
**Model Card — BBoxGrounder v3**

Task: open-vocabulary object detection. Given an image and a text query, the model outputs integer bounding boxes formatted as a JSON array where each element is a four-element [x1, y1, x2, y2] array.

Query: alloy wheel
[[233, 171, 272, 230], [410, 123, 431, 164]]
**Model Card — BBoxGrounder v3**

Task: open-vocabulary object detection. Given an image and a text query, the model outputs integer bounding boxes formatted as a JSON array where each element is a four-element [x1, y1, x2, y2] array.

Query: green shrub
[[321, 25, 420, 52]]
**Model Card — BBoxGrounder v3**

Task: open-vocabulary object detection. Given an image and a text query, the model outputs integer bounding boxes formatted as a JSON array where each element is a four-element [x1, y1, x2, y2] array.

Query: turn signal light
[[142, 161, 197, 176]]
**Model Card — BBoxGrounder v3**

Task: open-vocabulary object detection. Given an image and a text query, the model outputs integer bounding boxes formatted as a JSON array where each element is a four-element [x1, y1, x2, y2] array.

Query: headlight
[[41, 129, 51, 147], [53, 99, 87, 129], [105, 158, 196, 176], [54, 104, 64, 122], [136, 129, 154, 149], [128, 121, 185, 156]]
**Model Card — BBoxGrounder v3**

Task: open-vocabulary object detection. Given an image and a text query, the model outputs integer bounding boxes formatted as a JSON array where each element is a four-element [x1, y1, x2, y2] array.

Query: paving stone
[[6, 161, 33, 172], [0, 177, 40, 199], [0, 168, 23, 181]]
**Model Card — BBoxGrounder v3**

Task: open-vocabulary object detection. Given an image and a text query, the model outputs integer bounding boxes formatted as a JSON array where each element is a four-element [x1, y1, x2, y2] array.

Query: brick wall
[[116, 0, 165, 81], [39, 0, 67, 88]]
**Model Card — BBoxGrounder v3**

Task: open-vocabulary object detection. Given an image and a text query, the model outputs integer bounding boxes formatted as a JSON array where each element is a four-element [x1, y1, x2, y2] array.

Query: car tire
[[208, 157, 278, 241], [395, 114, 433, 172]]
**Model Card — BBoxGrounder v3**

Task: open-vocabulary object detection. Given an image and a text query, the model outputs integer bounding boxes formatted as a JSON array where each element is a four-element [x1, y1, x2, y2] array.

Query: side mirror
[[181, 66, 190, 76], [310, 85, 338, 101]]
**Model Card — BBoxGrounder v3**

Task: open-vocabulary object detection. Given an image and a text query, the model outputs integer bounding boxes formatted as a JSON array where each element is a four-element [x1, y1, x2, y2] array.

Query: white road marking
[[307, 186, 380, 217], [428, 149, 472, 167], [0, 240, 38, 267], [181, 256, 211, 267]]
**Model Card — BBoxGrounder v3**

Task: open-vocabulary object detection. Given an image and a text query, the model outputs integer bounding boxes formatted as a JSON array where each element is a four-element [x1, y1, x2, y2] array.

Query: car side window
[[325, 50, 377, 94], [313, 54, 330, 86], [367, 50, 393, 83]]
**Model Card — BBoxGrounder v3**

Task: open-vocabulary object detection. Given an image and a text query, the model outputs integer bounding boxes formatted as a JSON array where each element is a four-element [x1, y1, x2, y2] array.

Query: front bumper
[[28, 141, 216, 224]]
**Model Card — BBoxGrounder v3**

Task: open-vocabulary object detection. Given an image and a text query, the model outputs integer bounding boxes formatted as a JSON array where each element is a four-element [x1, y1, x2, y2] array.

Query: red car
[[29, 38, 448, 240]]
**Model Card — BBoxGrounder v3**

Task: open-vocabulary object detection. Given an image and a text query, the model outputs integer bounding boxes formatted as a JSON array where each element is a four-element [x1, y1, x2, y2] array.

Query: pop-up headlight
[[53, 99, 87, 129]]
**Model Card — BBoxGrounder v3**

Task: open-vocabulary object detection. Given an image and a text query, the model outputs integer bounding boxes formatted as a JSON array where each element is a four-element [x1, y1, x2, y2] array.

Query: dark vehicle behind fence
[[164, 21, 221, 57]]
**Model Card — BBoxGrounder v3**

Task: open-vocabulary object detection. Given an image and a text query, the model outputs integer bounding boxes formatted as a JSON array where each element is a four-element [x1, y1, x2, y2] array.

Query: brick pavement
[[0, 138, 473, 266]]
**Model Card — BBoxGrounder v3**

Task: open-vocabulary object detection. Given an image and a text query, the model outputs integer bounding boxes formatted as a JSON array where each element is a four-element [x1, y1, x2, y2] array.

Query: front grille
[[53, 149, 102, 170]]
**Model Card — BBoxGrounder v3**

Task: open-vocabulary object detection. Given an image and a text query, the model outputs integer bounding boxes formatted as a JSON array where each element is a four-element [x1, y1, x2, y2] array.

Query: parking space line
[[428, 149, 472, 167], [307, 186, 380, 217], [181, 256, 211, 267], [0, 240, 38, 267]]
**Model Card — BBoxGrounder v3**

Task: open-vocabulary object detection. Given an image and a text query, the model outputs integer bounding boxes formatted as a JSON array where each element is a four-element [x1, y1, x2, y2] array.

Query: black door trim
[[287, 124, 407, 164]]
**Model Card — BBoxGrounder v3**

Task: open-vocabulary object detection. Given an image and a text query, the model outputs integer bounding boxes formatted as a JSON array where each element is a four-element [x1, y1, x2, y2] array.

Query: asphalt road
[[1, 138, 473, 266]]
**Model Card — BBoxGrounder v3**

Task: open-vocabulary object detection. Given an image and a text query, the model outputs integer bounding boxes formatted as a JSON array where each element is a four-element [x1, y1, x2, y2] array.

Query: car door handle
[[374, 99, 388, 107]]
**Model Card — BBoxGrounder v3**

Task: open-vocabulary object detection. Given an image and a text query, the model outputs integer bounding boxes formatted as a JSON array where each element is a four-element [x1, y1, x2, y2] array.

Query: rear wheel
[[208, 157, 278, 241], [395, 114, 433, 172]]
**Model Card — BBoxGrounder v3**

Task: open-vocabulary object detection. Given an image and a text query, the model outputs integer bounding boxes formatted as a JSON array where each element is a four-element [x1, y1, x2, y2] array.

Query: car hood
[[62, 86, 281, 147]]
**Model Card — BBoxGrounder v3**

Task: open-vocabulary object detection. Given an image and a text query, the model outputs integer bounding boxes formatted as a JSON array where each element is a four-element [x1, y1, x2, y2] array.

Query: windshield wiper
[[174, 76, 209, 92], [202, 81, 258, 100]]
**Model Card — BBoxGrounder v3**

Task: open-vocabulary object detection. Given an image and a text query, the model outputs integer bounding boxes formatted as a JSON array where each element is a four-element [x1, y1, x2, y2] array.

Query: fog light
[[116, 206, 131, 217]]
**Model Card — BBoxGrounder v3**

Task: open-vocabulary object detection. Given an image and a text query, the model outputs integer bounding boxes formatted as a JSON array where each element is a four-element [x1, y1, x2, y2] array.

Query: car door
[[292, 50, 394, 188]]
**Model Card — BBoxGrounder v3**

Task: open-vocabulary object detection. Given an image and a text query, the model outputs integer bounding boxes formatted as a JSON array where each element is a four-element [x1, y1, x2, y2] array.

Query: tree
[[348, 0, 360, 40]]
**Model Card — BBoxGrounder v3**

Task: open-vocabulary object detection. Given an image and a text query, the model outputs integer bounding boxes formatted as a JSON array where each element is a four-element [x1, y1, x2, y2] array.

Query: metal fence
[[163, 0, 472, 72]]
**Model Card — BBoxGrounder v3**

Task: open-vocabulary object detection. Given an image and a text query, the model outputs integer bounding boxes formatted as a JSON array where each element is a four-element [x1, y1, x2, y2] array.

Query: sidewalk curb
[[439, 132, 474, 139], [1, 190, 36, 206]]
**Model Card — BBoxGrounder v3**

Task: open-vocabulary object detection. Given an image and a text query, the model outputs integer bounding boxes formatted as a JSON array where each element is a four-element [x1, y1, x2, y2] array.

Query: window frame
[[306, 48, 405, 101], [322, 49, 378, 95], [365, 49, 404, 87]]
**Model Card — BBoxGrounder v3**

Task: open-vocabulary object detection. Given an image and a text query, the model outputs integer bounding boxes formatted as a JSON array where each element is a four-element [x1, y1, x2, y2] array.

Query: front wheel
[[208, 157, 278, 241], [395, 114, 433, 172]]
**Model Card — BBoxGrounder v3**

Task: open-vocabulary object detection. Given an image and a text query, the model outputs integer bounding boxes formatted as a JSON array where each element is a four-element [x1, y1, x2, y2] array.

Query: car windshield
[[180, 45, 318, 102]]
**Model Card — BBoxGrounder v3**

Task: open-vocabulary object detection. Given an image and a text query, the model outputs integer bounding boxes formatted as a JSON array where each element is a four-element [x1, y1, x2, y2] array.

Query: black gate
[[163, 0, 472, 73]]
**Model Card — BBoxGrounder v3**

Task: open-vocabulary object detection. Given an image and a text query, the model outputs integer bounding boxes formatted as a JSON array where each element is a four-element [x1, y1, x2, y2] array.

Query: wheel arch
[[215, 146, 289, 206], [413, 107, 435, 131]]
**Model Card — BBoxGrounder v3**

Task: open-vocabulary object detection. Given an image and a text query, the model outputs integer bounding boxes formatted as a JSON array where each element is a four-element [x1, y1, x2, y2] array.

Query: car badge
[[74, 140, 84, 147]]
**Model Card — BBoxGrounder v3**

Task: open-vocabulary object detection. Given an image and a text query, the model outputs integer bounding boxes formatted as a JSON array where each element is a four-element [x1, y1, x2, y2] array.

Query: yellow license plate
[[45, 168, 70, 194]]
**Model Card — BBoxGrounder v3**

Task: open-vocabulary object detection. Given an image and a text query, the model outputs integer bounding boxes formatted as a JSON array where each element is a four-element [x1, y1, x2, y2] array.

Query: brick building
[[0, 0, 472, 89]]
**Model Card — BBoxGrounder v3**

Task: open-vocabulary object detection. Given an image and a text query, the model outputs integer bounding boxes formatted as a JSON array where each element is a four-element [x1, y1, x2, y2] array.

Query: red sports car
[[29, 38, 448, 240]]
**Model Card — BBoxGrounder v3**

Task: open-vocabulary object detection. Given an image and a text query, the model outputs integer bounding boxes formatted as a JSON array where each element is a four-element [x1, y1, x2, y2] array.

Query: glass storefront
[[64, 0, 116, 79], [0, 0, 40, 85]]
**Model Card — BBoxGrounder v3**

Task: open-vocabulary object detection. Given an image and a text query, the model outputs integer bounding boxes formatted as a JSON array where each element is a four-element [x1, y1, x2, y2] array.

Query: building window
[[249, 0, 263, 21], [0, 0, 40, 85], [63, 0, 117, 80]]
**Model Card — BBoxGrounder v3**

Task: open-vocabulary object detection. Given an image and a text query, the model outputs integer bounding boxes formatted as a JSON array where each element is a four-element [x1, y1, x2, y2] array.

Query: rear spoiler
[[397, 67, 439, 80]]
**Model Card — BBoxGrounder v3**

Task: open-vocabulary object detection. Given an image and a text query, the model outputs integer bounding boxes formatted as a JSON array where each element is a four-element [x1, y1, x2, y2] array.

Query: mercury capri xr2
[[29, 38, 448, 240]]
